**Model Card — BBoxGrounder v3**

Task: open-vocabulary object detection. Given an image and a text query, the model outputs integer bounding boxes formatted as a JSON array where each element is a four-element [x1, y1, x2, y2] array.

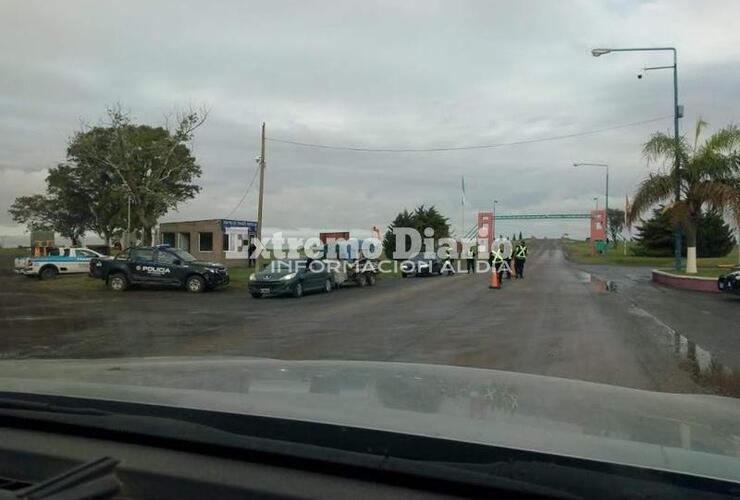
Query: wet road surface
[[1, 239, 739, 395]]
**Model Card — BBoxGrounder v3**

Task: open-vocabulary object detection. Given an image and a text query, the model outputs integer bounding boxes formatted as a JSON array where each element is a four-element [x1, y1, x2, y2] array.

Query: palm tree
[[627, 120, 740, 273]]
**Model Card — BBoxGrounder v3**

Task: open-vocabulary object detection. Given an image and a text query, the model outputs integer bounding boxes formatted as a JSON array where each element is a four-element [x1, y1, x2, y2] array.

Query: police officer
[[491, 244, 504, 284], [502, 236, 513, 279], [442, 246, 455, 275], [514, 239, 528, 279], [467, 245, 477, 273]]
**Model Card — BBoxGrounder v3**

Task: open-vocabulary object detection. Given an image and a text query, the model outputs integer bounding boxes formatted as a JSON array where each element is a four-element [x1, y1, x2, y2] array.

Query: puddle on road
[[578, 272, 617, 293], [629, 305, 740, 397]]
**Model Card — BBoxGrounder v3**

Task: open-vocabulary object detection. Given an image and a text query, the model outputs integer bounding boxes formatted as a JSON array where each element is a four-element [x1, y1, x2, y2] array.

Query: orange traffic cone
[[489, 265, 500, 289]]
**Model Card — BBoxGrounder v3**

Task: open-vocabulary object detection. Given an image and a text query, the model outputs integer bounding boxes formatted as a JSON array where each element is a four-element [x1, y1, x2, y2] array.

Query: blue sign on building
[[220, 219, 258, 232]]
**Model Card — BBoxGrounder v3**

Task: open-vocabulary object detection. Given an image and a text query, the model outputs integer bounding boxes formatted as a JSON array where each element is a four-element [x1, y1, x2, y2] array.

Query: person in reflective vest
[[502, 237, 513, 279], [514, 240, 528, 279], [491, 247, 504, 283], [442, 246, 455, 275]]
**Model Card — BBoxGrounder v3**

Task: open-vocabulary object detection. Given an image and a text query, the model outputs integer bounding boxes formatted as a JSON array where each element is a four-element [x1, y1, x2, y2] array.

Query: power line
[[225, 164, 260, 218], [266, 115, 671, 153]]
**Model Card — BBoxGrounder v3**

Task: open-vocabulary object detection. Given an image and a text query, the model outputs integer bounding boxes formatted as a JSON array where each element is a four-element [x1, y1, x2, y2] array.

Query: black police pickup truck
[[89, 245, 229, 292]]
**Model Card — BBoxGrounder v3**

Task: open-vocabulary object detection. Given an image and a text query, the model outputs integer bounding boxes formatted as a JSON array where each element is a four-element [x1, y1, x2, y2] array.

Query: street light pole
[[591, 46, 682, 271], [492, 200, 498, 239], [593, 197, 599, 210]]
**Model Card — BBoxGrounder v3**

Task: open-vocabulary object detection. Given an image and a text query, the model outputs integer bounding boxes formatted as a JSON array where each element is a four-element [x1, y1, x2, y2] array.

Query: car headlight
[[249, 273, 256, 281], [280, 273, 297, 281]]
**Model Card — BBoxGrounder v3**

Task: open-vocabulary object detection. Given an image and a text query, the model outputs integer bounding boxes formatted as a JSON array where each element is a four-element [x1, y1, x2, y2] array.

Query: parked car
[[400, 253, 449, 277], [325, 257, 378, 287], [89, 245, 229, 292], [14, 247, 106, 279], [249, 258, 334, 298], [717, 270, 740, 295]]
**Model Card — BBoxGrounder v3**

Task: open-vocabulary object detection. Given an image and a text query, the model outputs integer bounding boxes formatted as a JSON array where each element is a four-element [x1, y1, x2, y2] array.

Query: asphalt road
[[1, 239, 739, 396]]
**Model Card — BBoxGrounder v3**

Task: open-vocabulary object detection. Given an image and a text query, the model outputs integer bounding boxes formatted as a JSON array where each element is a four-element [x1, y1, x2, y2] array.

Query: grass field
[[562, 239, 739, 277]]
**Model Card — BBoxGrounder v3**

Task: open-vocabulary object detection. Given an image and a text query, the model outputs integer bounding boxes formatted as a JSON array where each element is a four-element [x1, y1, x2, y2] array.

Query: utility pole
[[126, 194, 131, 248], [256, 122, 266, 264]]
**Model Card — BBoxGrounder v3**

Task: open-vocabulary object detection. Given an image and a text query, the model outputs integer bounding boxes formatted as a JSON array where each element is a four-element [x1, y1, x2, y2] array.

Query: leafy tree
[[383, 209, 414, 258], [628, 120, 740, 273], [632, 206, 676, 257], [9, 106, 206, 247], [9, 182, 88, 247], [518, 231, 523, 240], [412, 205, 450, 239], [9, 195, 53, 232], [67, 106, 206, 244], [606, 209, 625, 248], [383, 205, 451, 258], [697, 208, 736, 257], [633, 205, 736, 258]]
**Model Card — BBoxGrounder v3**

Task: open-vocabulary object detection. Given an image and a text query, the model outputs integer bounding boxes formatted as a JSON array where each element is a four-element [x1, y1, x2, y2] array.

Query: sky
[[2, 0, 740, 246]]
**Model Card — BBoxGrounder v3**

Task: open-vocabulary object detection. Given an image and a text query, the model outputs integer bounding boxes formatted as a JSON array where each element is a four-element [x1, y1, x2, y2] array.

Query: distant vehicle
[[89, 245, 229, 293], [249, 258, 333, 298], [14, 247, 106, 280], [400, 253, 449, 277], [717, 270, 740, 295], [326, 257, 379, 287]]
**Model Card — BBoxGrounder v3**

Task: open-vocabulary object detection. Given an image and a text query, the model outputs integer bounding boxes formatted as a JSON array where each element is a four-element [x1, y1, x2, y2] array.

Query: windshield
[[169, 248, 197, 262], [2, 1, 740, 492]]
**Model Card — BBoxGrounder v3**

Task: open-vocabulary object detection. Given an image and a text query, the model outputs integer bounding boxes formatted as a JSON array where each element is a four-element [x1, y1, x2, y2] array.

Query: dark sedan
[[248, 258, 334, 298], [400, 253, 449, 277]]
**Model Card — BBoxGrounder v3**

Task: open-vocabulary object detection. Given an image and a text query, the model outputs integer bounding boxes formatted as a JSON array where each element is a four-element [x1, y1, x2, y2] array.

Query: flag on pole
[[461, 176, 467, 206]]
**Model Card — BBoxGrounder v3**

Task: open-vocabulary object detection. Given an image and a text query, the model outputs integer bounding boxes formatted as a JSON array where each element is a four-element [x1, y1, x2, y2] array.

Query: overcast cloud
[[2, 0, 740, 245]]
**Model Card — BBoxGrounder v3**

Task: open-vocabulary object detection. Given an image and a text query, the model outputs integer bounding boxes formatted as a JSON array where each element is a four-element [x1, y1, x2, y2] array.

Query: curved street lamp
[[590, 46, 682, 271]]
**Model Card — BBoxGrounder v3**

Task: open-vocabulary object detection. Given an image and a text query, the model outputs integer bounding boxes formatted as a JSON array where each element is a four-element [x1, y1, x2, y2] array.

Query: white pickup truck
[[14, 247, 107, 280]]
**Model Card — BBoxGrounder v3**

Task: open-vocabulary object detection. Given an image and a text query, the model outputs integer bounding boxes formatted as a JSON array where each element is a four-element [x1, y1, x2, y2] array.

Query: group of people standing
[[490, 237, 528, 281], [463, 237, 528, 280]]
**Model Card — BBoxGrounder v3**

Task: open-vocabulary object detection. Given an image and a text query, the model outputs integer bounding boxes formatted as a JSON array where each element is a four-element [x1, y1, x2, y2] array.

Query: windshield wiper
[[1, 456, 120, 500]]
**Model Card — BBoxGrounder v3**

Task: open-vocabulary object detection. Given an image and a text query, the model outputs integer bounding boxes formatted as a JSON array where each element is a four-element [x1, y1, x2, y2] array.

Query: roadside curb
[[651, 269, 719, 293]]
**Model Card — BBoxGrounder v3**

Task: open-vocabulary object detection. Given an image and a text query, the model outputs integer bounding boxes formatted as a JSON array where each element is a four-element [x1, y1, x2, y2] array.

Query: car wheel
[[357, 273, 368, 287], [323, 279, 333, 293], [107, 273, 128, 292], [186, 275, 206, 293], [39, 266, 58, 280], [250, 292, 262, 299], [367, 273, 376, 286], [292, 282, 304, 298]]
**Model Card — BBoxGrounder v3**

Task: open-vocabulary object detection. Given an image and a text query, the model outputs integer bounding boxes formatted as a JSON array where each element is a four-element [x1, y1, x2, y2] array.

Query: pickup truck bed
[[14, 248, 106, 279]]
